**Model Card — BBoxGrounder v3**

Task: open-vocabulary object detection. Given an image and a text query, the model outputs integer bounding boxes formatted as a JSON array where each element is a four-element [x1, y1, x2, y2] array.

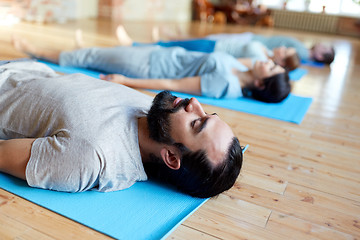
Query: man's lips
[[173, 97, 183, 108]]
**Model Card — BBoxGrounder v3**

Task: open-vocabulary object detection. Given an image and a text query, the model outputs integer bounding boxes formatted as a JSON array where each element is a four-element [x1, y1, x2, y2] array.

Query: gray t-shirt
[[0, 61, 151, 192], [149, 47, 247, 98], [214, 39, 269, 61]]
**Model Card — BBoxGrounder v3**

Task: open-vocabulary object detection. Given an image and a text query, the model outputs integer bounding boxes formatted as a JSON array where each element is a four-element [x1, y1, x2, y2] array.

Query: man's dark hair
[[144, 137, 243, 198], [246, 71, 291, 103]]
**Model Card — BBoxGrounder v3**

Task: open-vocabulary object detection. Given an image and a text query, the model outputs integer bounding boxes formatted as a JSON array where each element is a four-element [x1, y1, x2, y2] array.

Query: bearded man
[[0, 60, 243, 198]]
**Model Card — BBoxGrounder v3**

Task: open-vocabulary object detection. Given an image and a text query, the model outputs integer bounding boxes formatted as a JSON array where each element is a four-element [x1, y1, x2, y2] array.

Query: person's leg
[[60, 45, 156, 78], [0, 138, 36, 180], [12, 35, 61, 63]]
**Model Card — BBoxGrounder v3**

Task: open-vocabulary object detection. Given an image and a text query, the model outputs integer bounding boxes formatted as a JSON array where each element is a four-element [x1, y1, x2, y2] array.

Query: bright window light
[[258, 0, 360, 16]]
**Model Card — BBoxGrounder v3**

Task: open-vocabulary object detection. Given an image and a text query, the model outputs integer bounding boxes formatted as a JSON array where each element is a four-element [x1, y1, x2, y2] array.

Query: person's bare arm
[[0, 138, 36, 180], [100, 74, 202, 95]]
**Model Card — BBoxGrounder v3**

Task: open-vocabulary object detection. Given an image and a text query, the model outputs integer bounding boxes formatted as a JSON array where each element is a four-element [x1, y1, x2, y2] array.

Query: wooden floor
[[0, 18, 360, 240]]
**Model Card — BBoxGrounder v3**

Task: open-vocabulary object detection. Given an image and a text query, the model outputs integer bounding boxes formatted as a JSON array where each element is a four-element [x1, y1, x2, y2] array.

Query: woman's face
[[253, 60, 285, 80]]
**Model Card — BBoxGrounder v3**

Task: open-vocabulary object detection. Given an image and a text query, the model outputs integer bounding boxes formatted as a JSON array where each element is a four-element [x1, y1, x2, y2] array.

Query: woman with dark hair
[[13, 36, 291, 103], [99, 53, 291, 103], [249, 69, 290, 103]]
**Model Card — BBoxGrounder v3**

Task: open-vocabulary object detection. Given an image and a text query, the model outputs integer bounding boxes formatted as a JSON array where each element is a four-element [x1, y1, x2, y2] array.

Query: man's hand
[[100, 74, 128, 84]]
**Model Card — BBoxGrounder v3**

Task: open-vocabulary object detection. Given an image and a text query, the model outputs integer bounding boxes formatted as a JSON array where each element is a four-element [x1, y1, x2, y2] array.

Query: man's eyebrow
[[198, 117, 210, 133]]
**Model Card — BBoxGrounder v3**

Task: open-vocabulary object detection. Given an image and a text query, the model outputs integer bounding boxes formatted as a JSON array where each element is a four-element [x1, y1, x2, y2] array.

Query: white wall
[[118, 0, 192, 22]]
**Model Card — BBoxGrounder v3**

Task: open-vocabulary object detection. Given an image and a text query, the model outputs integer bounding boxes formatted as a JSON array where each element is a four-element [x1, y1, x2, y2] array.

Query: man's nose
[[185, 98, 205, 116]]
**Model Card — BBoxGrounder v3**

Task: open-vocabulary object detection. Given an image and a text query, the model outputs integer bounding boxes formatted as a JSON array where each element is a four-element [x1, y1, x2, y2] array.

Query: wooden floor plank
[[240, 170, 288, 194], [284, 183, 360, 219], [229, 183, 360, 237], [242, 150, 360, 202], [183, 208, 287, 240], [0, 189, 111, 240], [168, 225, 220, 240], [266, 211, 355, 240], [204, 194, 272, 228], [0, 214, 56, 240]]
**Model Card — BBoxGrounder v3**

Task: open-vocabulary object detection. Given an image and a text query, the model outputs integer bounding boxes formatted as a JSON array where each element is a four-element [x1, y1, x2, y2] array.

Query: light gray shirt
[[150, 47, 247, 98], [0, 61, 151, 192]]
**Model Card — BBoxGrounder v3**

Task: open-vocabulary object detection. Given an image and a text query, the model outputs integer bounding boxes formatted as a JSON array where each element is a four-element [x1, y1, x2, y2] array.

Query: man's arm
[[0, 138, 36, 180], [100, 74, 202, 95]]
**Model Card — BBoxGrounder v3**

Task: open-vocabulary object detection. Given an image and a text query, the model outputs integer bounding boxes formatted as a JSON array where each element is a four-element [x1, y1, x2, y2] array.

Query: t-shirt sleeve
[[201, 71, 229, 98], [26, 135, 101, 192], [200, 71, 242, 99]]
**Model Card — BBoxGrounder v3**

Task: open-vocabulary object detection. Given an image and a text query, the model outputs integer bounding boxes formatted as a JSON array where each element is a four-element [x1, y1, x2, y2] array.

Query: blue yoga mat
[[0, 144, 248, 239], [301, 59, 325, 68], [151, 91, 312, 124], [289, 68, 308, 81], [0, 173, 207, 240], [39, 61, 312, 124], [133, 40, 216, 53]]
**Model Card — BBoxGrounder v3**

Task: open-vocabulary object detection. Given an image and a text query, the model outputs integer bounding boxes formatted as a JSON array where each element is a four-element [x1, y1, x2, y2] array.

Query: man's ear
[[254, 79, 265, 90], [160, 146, 181, 170]]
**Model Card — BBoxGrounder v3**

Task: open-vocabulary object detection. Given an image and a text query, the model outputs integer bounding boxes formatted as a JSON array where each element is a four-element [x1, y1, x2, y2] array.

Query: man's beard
[[147, 91, 190, 144]]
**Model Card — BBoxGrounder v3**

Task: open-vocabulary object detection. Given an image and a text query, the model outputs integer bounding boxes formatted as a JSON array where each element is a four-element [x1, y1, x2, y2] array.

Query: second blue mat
[[289, 67, 308, 81], [151, 90, 312, 124]]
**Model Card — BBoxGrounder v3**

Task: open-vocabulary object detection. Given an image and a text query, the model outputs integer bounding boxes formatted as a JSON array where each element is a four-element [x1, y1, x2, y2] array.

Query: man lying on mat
[[12, 35, 290, 103], [0, 60, 243, 198]]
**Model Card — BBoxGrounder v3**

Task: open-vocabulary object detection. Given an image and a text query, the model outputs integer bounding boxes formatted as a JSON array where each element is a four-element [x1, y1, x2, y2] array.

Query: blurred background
[[0, 0, 359, 37]]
